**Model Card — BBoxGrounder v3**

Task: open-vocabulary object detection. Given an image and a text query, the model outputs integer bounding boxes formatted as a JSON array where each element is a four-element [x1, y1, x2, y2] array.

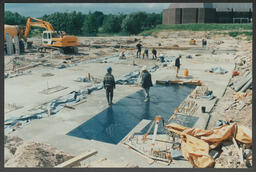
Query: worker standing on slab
[[141, 66, 153, 102], [175, 55, 181, 78], [103, 67, 116, 105], [136, 41, 142, 58], [152, 48, 157, 60], [143, 48, 149, 59], [202, 39, 207, 48]]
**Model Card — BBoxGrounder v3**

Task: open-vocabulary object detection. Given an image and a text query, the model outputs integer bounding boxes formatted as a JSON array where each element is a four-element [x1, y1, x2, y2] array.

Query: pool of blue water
[[67, 85, 195, 144]]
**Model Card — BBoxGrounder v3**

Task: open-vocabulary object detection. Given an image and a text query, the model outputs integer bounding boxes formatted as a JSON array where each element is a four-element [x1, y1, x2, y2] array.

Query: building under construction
[[162, 3, 252, 24]]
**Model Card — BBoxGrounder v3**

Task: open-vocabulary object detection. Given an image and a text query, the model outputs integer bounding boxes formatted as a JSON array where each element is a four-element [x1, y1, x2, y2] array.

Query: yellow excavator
[[24, 17, 79, 54], [4, 17, 79, 54]]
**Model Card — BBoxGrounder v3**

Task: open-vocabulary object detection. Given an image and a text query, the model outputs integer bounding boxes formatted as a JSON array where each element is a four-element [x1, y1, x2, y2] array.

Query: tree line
[[4, 10, 162, 36]]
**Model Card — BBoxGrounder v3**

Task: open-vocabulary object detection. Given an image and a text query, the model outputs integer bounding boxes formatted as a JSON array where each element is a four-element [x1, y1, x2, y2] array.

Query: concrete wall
[[182, 8, 197, 24], [162, 7, 251, 24], [203, 8, 217, 23], [162, 8, 182, 24]]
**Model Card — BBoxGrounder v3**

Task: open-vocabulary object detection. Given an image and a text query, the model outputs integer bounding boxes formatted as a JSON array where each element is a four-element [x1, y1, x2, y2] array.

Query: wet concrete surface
[[67, 85, 195, 144]]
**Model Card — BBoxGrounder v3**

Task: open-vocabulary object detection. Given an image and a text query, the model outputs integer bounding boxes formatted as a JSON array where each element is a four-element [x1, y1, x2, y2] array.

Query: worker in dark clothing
[[103, 67, 116, 105], [19, 40, 24, 53], [152, 48, 157, 60], [143, 48, 149, 59], [141, 66, 153, 102], [136, 42, 142, 58], [202, 39, 207, 48], [175, 55, 181, 78], [159, 54, 165, 63]]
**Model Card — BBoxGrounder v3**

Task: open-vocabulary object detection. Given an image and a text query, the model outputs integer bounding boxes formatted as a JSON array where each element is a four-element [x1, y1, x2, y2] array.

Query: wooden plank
[[72, 99, 87, 107], [233, 74, 251, 91], [240, 78, 252, 92], [124, 142, 169, 162], [156, 80, 170, 85], [128, 145, 155, 165], [55, 150, 97, 168], [64, 105, 75, 110], [232, 137, 246, 166]]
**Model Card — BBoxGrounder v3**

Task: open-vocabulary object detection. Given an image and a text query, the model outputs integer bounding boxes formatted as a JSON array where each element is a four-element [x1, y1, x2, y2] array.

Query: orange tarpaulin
[[181, 134, 215, 168], [235, 125, 252, 145], [164, 123, 252, 168]]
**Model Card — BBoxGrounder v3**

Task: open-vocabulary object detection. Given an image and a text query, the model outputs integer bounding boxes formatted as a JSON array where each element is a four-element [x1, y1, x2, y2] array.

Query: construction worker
[[143, 48, 149, 59], [152, 48, 157, 60], [119, 50, 125, 59], [61, 31, 66, 38], [175, 55, 182, 78], [159, 54, 165, 63], [202, 39, 207, 48], [136, 41, 142, 58], [103, 67, 116, 105], [141, 66, 153, 102]]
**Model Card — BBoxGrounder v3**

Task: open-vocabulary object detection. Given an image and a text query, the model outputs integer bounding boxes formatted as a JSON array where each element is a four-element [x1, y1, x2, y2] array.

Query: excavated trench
[[67, 84, 195, 144]]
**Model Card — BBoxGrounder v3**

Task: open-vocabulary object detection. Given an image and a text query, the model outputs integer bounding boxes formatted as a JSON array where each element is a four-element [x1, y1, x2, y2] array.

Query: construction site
[[4, 13, 252, 168]]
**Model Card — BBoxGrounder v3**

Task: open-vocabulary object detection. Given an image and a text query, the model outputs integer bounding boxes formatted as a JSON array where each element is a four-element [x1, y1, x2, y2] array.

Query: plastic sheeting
[[74, 77, 90, 82], [165, 123, 252, 168], [209, 67, 228, 74], [4, 84, 103, 134], [115, 66, 159, 85], [115, 70, 140, 85], [5, 64, 159, 133]]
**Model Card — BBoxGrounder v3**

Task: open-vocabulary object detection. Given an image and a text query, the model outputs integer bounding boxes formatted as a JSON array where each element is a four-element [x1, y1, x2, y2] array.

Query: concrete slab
[[5, 34, 239, 167]]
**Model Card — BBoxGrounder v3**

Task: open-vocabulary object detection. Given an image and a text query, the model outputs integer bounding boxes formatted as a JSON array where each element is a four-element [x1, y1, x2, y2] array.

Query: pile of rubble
[[5, 135, 74, 168], [123, 121, 252, 168], [206, 40, 252, 167]]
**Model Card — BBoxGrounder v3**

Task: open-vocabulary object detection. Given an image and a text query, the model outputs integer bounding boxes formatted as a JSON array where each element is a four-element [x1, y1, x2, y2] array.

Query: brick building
[[162, 3, 252, 24]]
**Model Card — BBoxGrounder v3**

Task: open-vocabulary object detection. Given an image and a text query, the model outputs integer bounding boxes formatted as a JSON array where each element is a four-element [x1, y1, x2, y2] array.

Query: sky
[[5, 3, 170, 17]]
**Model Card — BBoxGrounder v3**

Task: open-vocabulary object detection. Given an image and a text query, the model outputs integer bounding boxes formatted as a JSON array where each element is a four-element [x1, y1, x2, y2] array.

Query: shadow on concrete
[[67, 85, 195, 144]]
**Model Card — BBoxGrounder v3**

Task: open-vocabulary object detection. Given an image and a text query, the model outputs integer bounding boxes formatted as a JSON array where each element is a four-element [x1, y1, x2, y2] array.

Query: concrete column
[[5, 33, 14, 55], [14, 36, 20, 55]]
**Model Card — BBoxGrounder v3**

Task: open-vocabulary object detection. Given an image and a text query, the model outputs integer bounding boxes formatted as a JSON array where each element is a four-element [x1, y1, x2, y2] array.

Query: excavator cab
[[42, 31, 59, 45], [42, 31, 53, 45]]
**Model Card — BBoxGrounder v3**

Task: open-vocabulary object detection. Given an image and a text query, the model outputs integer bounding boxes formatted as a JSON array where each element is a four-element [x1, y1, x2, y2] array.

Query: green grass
[[139, 23, 252, 36], [228, 31, 252, 37]]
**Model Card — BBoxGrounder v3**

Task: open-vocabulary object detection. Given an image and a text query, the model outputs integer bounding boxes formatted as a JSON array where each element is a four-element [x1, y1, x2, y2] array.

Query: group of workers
[[103, 55, 181, 105], [136, 41, 157, 59], [108, 38, 207, 105], [103, 65, 153, 105], [121, 38, 207, 60]]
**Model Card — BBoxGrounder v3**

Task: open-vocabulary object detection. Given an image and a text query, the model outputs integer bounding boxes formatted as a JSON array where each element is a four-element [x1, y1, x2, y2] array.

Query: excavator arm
[[24, 17, 55, 39]]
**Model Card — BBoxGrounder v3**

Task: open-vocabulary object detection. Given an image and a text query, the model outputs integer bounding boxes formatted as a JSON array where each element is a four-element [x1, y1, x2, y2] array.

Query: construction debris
[[174, 100, 199, 116], [4, 28, 252, 168], [164, 122, 252, 168], [55, 150, 97, 168], [5, 135, 74, 168], [209, 66, 228, 74], [156, 79, 201, 86], [189, 86, 208, 99], [230, 71, 252, 92]]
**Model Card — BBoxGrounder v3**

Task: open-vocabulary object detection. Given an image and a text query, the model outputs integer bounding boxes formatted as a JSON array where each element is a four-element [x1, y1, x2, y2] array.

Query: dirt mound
[[5, 135, 74, 168], [4, 135, 24, 155]]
